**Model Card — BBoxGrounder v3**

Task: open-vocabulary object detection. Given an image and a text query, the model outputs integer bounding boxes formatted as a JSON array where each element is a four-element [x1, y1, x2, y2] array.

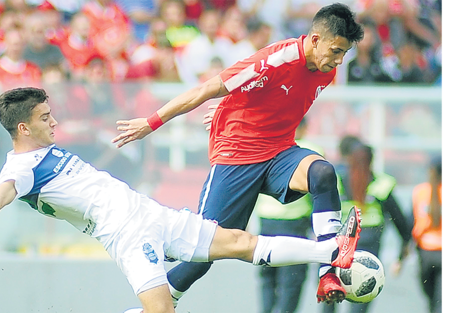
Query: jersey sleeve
[[219, 38, 302, 93], [0, 164, 34, 199], [219, 51, 266, 93]]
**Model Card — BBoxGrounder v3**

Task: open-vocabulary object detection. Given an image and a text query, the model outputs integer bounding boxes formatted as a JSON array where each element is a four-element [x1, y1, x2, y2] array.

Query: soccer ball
[[335, 250, 385, 303]]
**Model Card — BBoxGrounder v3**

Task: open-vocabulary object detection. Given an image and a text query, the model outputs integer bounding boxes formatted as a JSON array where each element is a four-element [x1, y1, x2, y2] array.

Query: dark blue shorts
[[197, 145, 319, 229]]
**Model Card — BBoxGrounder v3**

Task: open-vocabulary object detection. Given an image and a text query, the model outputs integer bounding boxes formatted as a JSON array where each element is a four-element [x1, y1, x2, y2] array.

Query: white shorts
[[106, 195, 218, 295]]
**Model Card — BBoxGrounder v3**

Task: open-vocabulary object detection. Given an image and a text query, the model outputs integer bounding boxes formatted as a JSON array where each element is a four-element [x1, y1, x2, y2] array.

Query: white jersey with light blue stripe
[[0, 144, 143, 248]]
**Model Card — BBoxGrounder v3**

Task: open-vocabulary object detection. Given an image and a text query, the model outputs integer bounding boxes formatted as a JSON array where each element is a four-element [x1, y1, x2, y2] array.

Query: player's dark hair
[[339, 135, 362, 157], [310, 3, 364, 44], [0, 87, 48, 138]]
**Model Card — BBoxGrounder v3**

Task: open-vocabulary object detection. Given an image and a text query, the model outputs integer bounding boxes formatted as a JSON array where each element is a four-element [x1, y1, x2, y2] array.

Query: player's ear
[[311, 33, 320, 48], [18, 122, 30, 136]]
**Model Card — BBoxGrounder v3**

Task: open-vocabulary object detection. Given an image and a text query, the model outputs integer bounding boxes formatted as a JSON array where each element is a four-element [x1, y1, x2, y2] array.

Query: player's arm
[[0, 180, 17, 211], [157, 74, 228, 124], [112, 75, 229, 148]]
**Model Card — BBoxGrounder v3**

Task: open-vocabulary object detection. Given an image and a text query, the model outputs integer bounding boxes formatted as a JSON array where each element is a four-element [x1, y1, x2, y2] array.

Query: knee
[[307, 160, 337, 194], [190, 261, 212, 274]]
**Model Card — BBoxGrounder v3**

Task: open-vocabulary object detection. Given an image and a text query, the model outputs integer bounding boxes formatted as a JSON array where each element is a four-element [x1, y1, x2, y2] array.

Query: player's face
[[26, 102, 58, 148], [308, 34, 352, 73]]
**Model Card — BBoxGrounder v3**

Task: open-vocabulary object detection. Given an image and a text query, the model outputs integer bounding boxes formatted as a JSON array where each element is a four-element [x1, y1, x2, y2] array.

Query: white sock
[[252, 235, 337, 267], [312, 211, 342, 276], [169, 283, 185, 300], [311, 211, 342, 238]]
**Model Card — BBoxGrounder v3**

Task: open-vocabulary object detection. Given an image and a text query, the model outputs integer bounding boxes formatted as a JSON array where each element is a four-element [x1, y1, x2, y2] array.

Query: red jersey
[[210, 35, 335, 165], [0, 57, 42, 89], [81, 2, 130, 58], [50, 31, 102, 70], [81, 2, 129, 39]]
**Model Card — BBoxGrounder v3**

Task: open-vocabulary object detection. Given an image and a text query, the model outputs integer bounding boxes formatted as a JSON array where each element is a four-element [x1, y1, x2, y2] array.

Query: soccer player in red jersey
[[112, 3, 364, 306]]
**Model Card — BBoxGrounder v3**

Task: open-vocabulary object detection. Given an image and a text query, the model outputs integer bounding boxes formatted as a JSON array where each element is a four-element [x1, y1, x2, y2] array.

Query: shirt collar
[[297, 35, 307, 67]]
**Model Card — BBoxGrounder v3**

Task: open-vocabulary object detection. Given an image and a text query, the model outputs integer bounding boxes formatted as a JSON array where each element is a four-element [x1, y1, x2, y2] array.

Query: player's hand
[[112, 118, 153, 148], [203, 104, 219, 131]]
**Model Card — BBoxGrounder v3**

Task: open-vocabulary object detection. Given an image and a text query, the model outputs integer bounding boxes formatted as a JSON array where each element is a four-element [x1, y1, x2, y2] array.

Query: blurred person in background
[[0, 25, 42, 89], [50, 56, 109, 164], [356, 0, 408, 52], [125, 16, 180, 82], [204, 0, 236, 11], [335, 135, 362, 177], [3, 0, 34, 16], [25, 1, 70, 44], [115, 0, 158, 44], [51, 55, 140, 184], [282, 0, 357, 39], [33, 0, 85, 23], [183, 0, 205, 25], [401, 0, 441, 50], [216, 5, 247, 45], [401, 0, 441, 84], [49, 12, 102, 81], [197, 56, 224, 83], [177, 8, 230, 85], [411, 154, 442, 313], [0, 10, 19, 53], [322, 137, 412, 313], [222, 16, 272, 68], [81, 56, 142, 185], [237, 0, 290, 42], [346, 23, 388, 84], [39, 62, 69, 139], [254, 118, 319, 313], [41, 62, 67, 85], [356, 0, 441, 84], [394, 40, 426, 84], [284, 0, 321, 38], [356, 0, 406, 83], [22, 11, 67, 75], [81, 0, 132, 81], [160, 0, 200, 53]]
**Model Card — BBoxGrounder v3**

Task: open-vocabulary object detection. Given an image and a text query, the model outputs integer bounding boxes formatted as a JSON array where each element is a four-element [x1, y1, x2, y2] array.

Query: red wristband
[[147, 112, 164, 131]]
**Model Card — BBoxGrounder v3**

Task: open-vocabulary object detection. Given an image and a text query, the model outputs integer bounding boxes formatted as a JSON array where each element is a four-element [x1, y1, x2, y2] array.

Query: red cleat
[[317, 272, 346, 303], [331, 206, 362, 269]]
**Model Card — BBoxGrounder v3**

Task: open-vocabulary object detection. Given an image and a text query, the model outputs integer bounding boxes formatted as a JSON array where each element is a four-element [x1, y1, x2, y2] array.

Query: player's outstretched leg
[[208, 207, 361, 269], [164, 207, 361, 308], [136, 284, 176, 313], [317, 206, 362, 304], [210, 226, 337, 268]]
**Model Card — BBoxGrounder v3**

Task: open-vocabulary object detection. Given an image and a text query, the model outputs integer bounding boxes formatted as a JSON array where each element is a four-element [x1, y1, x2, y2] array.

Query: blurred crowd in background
[[0, 0, 441, 89]]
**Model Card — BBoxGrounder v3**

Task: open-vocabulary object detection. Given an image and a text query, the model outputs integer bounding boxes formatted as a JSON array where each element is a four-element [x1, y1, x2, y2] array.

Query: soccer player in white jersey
[[0, 87, 361, 313]]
